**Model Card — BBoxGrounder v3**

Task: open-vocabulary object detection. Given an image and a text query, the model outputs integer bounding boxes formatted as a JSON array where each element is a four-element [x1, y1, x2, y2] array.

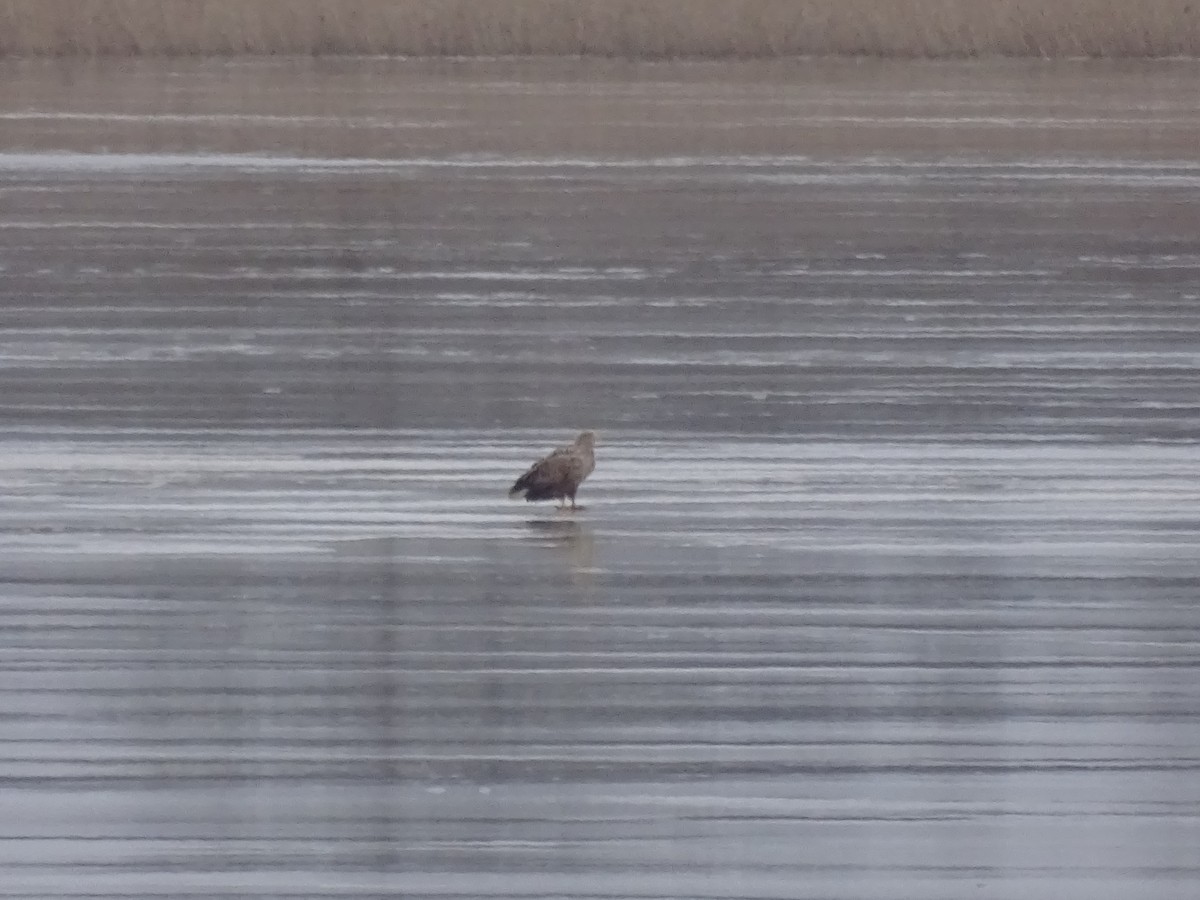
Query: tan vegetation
[[1, 0, 1197, 58]]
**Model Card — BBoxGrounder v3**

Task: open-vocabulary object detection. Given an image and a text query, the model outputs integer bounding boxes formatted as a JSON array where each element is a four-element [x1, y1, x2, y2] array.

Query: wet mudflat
[[1, 57, 1199, 898]]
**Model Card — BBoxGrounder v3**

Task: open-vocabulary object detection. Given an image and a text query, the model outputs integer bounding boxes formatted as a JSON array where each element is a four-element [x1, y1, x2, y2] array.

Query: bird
[[508, 431, 596, 511]]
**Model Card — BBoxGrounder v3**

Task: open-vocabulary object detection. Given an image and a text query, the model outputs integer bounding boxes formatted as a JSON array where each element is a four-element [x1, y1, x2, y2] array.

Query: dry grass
[[1, 0, 1198, 58]]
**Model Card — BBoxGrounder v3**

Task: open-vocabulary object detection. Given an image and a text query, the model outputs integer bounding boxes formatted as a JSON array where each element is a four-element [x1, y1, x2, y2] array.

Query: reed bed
[[1, 0, 1197, 58]]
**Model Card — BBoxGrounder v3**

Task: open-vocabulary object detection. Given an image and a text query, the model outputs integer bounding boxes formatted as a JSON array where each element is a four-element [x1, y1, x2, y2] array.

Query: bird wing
[[511, 446, 584, 495]]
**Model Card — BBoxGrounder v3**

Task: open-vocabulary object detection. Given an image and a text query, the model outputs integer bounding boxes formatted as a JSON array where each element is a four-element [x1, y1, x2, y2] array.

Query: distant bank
[[1, 0, 1197, 58]]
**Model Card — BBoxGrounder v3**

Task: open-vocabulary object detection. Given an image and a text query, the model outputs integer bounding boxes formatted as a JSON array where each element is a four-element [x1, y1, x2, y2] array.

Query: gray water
[[1, 57, 1199, 898]]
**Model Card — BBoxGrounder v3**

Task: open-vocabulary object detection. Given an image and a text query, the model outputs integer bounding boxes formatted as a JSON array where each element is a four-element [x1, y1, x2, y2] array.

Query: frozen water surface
[[1, 57, 1199, 899]]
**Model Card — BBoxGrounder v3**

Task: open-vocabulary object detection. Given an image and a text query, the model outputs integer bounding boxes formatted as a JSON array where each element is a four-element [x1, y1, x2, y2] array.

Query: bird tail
[[508, 473, 530, 499], [509, 471, 556, 501]]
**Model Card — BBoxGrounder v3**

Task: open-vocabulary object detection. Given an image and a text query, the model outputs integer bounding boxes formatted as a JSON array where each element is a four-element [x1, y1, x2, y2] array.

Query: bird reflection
[[524, 518, 596, 583]]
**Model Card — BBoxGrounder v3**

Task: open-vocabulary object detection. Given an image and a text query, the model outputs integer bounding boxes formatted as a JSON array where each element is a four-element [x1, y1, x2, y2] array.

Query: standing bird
[[508, 431, 596, 511]]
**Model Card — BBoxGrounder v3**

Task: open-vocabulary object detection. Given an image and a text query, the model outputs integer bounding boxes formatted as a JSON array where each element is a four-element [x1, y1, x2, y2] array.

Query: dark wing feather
[[509, 447, 584, 501]]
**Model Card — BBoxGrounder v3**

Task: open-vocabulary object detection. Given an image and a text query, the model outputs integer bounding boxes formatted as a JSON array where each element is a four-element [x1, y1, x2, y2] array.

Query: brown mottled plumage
[[508, 431, 596, 510]]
